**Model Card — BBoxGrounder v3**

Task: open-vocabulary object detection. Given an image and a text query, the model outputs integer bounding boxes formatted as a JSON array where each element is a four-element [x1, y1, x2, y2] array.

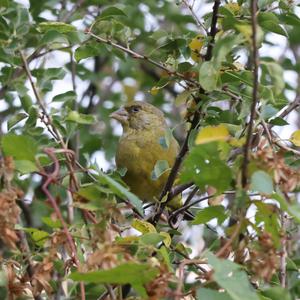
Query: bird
[[110, 101, 182, 210]]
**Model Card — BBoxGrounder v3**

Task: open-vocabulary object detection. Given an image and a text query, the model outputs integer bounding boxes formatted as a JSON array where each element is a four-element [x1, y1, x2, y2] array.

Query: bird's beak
[[109, 107, 129, 124]]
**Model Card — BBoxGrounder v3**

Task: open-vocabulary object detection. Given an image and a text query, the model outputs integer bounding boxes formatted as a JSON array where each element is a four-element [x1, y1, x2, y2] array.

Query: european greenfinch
[[110, 101, 181, 209]]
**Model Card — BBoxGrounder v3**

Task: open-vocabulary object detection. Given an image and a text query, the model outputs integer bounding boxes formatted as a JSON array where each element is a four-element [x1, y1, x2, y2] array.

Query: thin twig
[[273, 138, 300, 156], [182, 0, 208, 34], [279, 211, 287, 288], [170, 182, 194, 198], [175, 259, 206, 300], [61, 0, 85, 22], [168, 186, 199, 228], [19, 51, 48, 116], [41, 148, 85, 300], [152, 109, 201, 224], [86, 31, 199, 87], [241, 0, 259, 188], [151, 0, 221, 224], [204, 0, 221, 61], [269, 94, 300, 127], [216, 218, 243, 257], [168, 194, 215, 226], [17, 223, 43, 300], [105, 284, 116, 300]]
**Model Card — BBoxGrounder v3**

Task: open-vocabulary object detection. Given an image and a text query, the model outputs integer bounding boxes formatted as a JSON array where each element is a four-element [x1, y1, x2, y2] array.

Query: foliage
[[0, 0, 300, 299]]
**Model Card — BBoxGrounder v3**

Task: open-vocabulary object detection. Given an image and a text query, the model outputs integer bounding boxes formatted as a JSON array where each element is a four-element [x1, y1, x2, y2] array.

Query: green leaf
[[1, 134, 38, 162], [37, 22, 76, 33], [261, 61, 285, 95], [207, 252, 259, 300], [261, 105, 278, 120], [22, 228, 49, 247], [77, 184, 104, 202], [269, 117, 289, 126], [0, 0, 9, 7], [139, 233, 165, 246], [254, 201, 280, 246], [42, 217, 62, 229], [151, 160, 169, 180], [181, 143, 232, 192], [223, 70, 253, 87], [20, 95, 33, 113], [31, 68, 66, 92], [25, 106, 39, 128], [272, 193, 300, 224], [192, 205, 227, 225], [53, 91, 76, 102], [258, 0, 276, 9], [100, 7, 127, 19], [74, 42, 104, 62], [70, 263, 158, 298], [40, 30, 69, 45], [250, 171, 274, 194], [197, 288, 232, 300], [175, 89, 193, 105], [199, 61, 218, 91], [66, 111, 96, 125], [14, 160, 37, 173], [97, 172, 144, 216], [7, 112, 28, 130], [258, 12, 287, 36], [261, 287, 292, 300], [213, 34, 244, 66]]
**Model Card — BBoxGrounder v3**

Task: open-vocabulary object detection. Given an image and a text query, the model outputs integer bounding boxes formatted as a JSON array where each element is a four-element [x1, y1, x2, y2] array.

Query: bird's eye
[[131, 106, 140, 113]]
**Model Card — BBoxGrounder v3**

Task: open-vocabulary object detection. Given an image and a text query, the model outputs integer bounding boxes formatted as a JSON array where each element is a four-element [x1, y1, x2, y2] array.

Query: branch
[[168, 186, 199, 228], [216, 218, 242, 257], [151, 0, 221, 224], [61, 0, 85, 22], [241, 0, 259, 188], [41, 148, 85, 300], [86, 31, 199, 87], [168, 193, 215, 227], [205, 0, 221, 61], [139, 63, 178, 97], [19, 51, 49, 117], [181, 0, 208, 34], [170, 182, 194, 198], [175, 259, 206, 300], [17, 223, 43, 300], [279, 211, 288, 288], [270, 94, 300, 127]]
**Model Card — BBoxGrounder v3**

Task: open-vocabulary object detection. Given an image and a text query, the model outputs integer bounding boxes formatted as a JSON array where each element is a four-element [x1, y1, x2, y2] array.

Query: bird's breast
[[115, 129, 178, 201]]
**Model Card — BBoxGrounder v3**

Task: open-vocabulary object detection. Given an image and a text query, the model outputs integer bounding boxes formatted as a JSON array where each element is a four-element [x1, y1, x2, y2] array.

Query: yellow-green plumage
[[110, 101, 181, 208]]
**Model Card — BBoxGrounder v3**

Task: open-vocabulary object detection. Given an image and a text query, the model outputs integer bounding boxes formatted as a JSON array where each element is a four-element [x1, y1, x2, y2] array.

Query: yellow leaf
[[195, 124, 230, 145], [290, 129, 300, 146], [150, 86, 160, 96], [229, 137, 246, 147], [159, 231, 171, 248], [116, 236, 139, 244], [235, 23, 252, 43], [132, 218, 157, 234], [224, 2, 241, 15]]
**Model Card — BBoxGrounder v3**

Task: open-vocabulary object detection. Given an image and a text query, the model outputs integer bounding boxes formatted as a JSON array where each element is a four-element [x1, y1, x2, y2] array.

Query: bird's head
[[110, 101, 166, 132]]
